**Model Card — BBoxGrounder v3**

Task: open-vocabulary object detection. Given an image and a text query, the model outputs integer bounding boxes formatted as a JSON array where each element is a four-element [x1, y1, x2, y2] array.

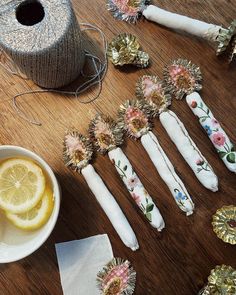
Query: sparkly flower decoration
[[207, 265, 236, 294], [212, 205, 236, 245], [216, 20, 236, 58], [117, 100, 151, 139], [229, 36, 236, 63], [136, 75, 172, 116], [97, 258, 136, 295], [89, 114, 124, 154], [107, 0, 150, 23], [63, 131, 93, 172], [163, 59, 202, 100], [107, 33, 149, 67]]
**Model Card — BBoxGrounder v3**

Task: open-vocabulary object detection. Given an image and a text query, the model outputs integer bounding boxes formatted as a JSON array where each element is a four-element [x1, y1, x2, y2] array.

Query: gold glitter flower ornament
[[97, 258, 136, 295], [136, 75, 172, 116], [107, 0, 150, 23], [63, 131, 93, 172], [212, 205, 236, 245], [200, 265, 236, 295], [163, 59, 202, 100], [216, 20, 236, 62], [117, 100, 151, 139], [107, 33, 149, 67], [89, 114, 124, 154]]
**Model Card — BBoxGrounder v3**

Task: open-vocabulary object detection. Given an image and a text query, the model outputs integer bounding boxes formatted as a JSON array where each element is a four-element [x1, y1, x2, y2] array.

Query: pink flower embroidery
[[190, 101, 197, 108], [196, 158, 204, 166], [211, 118, 219, 127], [128, 176, 139, 189], [131, 193, 141, 206], [212, 132, 226, 146]]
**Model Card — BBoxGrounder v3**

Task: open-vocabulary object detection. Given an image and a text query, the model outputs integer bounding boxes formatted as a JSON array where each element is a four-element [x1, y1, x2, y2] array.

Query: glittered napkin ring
[[107, 33, 149, 67]]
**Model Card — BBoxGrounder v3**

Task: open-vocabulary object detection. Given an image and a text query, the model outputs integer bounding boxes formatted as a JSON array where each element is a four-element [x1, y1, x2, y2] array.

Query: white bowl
[[0, 145, 60, 263]]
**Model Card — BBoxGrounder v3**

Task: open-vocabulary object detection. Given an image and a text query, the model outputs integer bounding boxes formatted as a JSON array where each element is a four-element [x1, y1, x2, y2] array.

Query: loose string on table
[[0, 23, 108, 126]]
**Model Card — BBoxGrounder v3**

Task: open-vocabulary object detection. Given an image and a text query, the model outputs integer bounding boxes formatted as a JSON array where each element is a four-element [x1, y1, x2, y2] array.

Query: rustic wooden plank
[[0, 0, 236, 294]]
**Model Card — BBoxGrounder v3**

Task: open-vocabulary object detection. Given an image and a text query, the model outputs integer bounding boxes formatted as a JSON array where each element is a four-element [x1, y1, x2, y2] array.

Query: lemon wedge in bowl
[[6, 187, 54, 230], [0, 158, 45, 213]]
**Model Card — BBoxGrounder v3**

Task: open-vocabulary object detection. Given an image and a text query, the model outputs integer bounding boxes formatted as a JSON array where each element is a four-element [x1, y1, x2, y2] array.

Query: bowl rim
[[0, 145, 61, 263]]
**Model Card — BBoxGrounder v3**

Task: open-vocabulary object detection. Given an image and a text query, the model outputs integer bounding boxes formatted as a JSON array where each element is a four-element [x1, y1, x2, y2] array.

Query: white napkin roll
[[186, 92, 236, 173], [81, 164, 139, 251], [108, 147, 165, 231], [160, 110, 218, 192], [142, 5, 221, 41], [141, 131, 194, 216]]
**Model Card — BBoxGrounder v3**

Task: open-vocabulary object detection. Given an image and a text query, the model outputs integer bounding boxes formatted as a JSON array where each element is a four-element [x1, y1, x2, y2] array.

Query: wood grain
[[0, 0, 236, 294]]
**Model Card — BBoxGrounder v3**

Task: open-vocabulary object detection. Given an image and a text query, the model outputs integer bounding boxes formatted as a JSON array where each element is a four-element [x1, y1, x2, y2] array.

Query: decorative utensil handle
[[160, 110, 218, 191], [142, 5, 221, 42], [186, 92, 236, 173], [141, 131, 194, 216], [81, 164, 139, 251], [108, 147, 165, 231]]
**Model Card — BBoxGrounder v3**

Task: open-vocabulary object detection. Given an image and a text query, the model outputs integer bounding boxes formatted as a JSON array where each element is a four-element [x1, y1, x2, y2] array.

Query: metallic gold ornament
[[97, 257, 136, 295], [199, 265, 236, 294], [107, 33, 149, 67], [212, 205, 236, 245], [63, 131, 93, 172], [117, 100, 152, 139], [89, 114, 124, 154], [107, 0, 150, 23], [136, 75, 172, 116], [216, 20, 236, 56], [163, 59, 202, 100]]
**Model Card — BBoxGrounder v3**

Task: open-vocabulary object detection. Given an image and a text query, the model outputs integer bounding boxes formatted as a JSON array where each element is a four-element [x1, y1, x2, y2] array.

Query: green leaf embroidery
[[231, 145, 236, 152], [200, 102, 204, 108], [207, 108, 210, 114], [146, 212, 152, 222], [118, 160, 121, 167], [226, 153, 236, 164], [201, 118, 206, 123], [146, 204, 154, 213], [123, 165, 128, 171], [218, 151, 227, 159]]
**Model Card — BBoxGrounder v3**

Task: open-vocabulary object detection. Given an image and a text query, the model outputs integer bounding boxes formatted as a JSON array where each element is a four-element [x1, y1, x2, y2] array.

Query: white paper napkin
[[55, 234, 114, 295]]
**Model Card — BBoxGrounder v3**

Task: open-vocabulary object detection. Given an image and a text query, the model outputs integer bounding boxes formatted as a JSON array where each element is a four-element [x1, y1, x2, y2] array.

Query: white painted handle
[[141, 131, 194, 216], [143, 5, 221, 42], [160, 110, 218, 192], [186, 92, 236, 173], [81, 164, 139, 251], [108, 147, 165, 231]]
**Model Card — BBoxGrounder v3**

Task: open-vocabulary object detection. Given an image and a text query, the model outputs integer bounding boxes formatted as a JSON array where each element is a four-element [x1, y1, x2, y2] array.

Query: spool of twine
[[0, 0, 85, 88]]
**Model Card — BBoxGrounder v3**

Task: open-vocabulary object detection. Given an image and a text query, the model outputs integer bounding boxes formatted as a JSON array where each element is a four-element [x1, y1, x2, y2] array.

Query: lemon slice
[[6, 187, 54, 230], [0, 158, 45, 213]]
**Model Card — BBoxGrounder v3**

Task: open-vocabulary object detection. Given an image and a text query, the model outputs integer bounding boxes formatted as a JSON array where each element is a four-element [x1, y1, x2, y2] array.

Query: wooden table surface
[[0, 0, 236, 294]]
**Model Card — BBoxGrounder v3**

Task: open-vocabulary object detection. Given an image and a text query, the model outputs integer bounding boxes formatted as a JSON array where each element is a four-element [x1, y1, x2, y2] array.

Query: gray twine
[[0, 0, 108, 125]]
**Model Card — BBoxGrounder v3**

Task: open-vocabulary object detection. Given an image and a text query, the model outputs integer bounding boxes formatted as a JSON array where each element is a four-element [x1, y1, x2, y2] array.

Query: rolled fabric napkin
[[82, 165, 139, 250], [141, 131, 194, 215], [89, 114, 165, 231], [63, 131, 139, 251], [108, 147, 165, 229], [160, 110, 218, 192], [107, 0, 236, 59], [186, 92, 236, 173], [163, 59, 236, 173], [55, 234, 114, 295], [118, 100, 195, 215]]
